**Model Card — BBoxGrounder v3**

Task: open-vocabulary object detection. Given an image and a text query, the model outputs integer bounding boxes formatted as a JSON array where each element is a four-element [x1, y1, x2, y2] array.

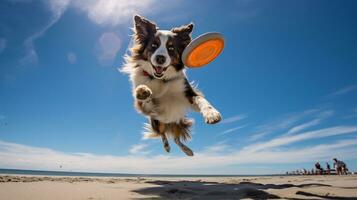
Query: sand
[[1, 174, 357, 200]]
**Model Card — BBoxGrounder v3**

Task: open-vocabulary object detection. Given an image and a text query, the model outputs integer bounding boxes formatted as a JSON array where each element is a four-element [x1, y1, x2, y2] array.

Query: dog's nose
[[155, 55, 166, 65]]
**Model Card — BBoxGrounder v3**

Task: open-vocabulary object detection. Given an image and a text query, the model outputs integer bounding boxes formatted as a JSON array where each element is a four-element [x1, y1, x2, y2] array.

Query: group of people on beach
[[287, 158, 349, 175]]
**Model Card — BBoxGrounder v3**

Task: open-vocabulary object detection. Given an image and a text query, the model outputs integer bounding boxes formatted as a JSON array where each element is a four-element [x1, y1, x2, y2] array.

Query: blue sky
[[0, 0, 357, 174]]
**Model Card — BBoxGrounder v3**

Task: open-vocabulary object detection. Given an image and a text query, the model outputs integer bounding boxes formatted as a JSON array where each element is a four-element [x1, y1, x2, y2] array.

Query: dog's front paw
[[135, 85, 152, 100], [203, 108, 222, 124]]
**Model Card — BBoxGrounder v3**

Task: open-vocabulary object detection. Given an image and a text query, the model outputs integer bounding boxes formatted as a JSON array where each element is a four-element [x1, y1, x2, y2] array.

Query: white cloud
[[329, 84, 357, 96], [96, 32, 121, 65], [220, 114, 246, 124], [1, 125, 357, 174], [1, 137, 356, 174], [285, 119, 320, 135], [0, 38, 6, 54], [219, 124, 247, 136], [20, 0, 70, 65], [67, 52, 77, 64], [243, 126, 357, 153], [71, 0, 156, 26], [249, 109, 320, 141], [43, 0, 162, 27], [234, 139, 357, 165], [44, 0, 71, 17], [249, 131, 270, 141], [285, 110, 334, 135], [129, 143, 150, 155], [18, 0, 173, 65], [203, 141, 230, 154]]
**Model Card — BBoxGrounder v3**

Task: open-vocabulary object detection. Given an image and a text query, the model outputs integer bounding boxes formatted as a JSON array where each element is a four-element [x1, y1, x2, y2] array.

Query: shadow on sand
[[132, 180, 357, 200]]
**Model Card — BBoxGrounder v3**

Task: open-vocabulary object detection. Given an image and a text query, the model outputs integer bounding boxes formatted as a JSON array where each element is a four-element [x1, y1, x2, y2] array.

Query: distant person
[[315, 162, 323, 175], [333, 158, 348, 175], [326, 162, 331, 175]]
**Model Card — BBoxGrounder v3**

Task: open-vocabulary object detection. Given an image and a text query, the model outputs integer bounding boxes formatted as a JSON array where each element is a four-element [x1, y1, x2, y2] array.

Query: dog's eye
[[151, 43, 158, 48], [168, 46, 174, 51]]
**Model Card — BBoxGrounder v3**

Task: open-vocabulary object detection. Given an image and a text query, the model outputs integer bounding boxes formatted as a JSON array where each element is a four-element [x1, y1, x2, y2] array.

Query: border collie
[[121, 15, 222, 156]]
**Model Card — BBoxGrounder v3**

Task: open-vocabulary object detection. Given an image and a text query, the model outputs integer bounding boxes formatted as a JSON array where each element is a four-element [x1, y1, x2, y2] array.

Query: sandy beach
[[1, 174, 357, 200]]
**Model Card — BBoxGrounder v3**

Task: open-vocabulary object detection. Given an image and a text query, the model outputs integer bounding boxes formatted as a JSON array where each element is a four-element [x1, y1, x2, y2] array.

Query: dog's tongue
[[154, 66, 164, 74]]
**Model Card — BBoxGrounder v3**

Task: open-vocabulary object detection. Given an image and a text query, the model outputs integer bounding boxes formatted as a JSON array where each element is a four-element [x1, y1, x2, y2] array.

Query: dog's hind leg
[[174, 137, 193, 156], [161, 134, 170, 153], [151, 118, 170, 153], [159, 123, 170, 153], [171, 119, 193, 156]]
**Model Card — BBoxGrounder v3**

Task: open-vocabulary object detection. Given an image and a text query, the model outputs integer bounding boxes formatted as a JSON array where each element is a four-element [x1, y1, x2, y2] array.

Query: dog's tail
[[142, 118, 194, 141], [167, 118, 193, 142]]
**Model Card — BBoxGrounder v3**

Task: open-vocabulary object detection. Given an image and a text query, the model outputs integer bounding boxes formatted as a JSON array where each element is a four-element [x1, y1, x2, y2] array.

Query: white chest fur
[[132, 68, 191, 123], [153, 78, 191, 123]]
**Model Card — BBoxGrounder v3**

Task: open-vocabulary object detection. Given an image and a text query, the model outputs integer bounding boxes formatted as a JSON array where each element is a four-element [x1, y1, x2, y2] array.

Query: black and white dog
[[122, 15, 221, 156]]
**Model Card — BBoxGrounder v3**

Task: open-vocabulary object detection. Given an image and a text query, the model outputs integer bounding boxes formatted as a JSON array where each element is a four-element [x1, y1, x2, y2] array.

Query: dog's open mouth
[[153, 66, 167, 78]]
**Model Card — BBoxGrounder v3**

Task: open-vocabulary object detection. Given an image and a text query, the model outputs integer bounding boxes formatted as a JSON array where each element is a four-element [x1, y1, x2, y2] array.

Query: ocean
[[0, 168, 278, 177]]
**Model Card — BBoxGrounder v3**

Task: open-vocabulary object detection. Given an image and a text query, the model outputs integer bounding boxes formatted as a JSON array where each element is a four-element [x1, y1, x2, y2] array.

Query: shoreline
[[0, 168, 287, 178]]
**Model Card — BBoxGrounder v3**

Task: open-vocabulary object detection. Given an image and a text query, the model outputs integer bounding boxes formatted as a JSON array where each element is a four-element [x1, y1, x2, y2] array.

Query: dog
[[121, 15, 222, 156]]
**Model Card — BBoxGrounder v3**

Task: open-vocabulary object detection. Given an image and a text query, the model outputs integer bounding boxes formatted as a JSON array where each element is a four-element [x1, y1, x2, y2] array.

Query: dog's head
[[131, 15, 193, 79]]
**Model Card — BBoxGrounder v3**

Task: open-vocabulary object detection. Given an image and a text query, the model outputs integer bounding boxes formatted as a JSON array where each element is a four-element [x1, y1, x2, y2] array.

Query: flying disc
[[182, 32, 224, 68]]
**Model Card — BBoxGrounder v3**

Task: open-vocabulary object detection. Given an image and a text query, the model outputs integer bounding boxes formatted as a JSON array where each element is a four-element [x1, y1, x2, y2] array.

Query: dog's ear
[[133, 15, 157, 42], [171, 23, 194, 47], [171, 23, 194, 36]]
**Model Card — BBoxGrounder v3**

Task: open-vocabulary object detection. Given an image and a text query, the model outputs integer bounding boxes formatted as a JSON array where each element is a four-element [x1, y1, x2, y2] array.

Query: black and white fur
[[122, 15, 221, 156]]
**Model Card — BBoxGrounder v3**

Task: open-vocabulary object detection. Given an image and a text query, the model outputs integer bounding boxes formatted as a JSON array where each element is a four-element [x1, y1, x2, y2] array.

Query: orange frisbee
[[182, 32, 224, 68]]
